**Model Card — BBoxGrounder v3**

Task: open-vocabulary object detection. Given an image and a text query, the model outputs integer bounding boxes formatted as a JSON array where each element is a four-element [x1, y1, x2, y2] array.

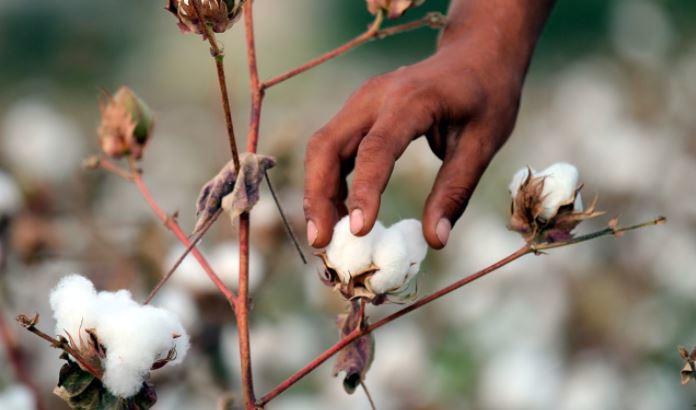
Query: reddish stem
[[0, 313, 44, 410], [130, 166, 237, 309], [257, 245, 531, 405]]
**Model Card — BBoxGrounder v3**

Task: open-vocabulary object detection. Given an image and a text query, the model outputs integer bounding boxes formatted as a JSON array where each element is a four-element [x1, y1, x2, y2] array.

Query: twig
[[126, 159, 238, 309], [360, 381, 377, 410], [16, 314, 102, 379], [144, 208, 223, 304], [256, 217, 664, 405], [261, 12, 446, 90], [191, 0, 241, 170], [0, 312, 44, 410], [264, 172, 307, 264], [84, 156, 133, 181]]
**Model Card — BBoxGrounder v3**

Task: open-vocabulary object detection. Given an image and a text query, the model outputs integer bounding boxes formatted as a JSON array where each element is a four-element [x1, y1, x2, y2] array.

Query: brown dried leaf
[[333, 301, 374, 394], [221, 153, 276, 223]]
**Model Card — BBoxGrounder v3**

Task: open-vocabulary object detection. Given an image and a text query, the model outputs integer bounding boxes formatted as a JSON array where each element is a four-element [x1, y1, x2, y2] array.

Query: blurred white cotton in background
[[0, 170, 22, 215], [1, 100, 85, 183], [0, 384, 35, 410], [611, 0, 674, 67]]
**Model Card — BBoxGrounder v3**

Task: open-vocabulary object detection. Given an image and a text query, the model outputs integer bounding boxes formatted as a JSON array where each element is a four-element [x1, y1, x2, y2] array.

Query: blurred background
[[1, 0, 695, 409]]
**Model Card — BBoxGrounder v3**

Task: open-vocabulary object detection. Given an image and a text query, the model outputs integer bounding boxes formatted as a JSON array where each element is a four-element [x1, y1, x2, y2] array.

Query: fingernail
[[307, 220, 318, 246], [350, 209, 364, 235], [436, 218, 451, 246]]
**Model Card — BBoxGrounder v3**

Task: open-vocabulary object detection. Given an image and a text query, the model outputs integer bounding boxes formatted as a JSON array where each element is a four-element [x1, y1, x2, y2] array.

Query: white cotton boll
[[536, 162, 580, 220], [50, 274, 99, 336], [368, 227, 410, 294], [325, 216, 385, 283], [508, 167, 534, 198], [0, 171, 22, 216], [49, 275, 190, 398], [390, 219, 428, 278]]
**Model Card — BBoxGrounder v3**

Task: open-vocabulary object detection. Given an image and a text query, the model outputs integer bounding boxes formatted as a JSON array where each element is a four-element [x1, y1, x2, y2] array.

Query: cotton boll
[[536, 162, 580, 220], [49, 275, 190, 398], [50, 274, 99, 336], [325, 216, 385, 283], [152, 287, 200, 332], [368, 227, 410, 294], [390, 219, 428, 277], [0, 171, 22, 216], [208, 241, 265, 292]]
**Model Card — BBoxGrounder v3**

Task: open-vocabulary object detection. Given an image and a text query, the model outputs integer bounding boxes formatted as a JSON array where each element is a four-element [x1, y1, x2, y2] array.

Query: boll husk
[[98, 87, 154, 160], [319, 217, 427, 304], [509, 162, 603, 242], [366, 0, 426, 19], [50, 275, 189, 398], [166, 0, 246, 35]]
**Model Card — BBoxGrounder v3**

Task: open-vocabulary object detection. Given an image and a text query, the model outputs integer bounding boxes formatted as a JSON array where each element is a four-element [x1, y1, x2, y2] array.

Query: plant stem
[[261, 11, 445, 90], [237, 3, 260, 409], [191, 0, 241, 170], [256, 216, 664, 405], [128, 161, 237, 309], [0, 312, 44, 410]]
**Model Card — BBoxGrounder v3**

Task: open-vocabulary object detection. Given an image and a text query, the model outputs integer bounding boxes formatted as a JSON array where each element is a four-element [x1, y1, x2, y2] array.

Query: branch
[[256, 216, 665, 405], [16, 313, 102, 379], [191, 0, 241, 170], [126, 159, 238, 309], [0, 312, 44, 410], [261, 12, 445, 90]]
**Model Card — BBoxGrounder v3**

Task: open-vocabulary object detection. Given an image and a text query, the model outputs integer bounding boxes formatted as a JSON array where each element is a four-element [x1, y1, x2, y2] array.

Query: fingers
[[304, 105, 372, 248], [422, 125, 498, 249], [348, 104, 433, 236]]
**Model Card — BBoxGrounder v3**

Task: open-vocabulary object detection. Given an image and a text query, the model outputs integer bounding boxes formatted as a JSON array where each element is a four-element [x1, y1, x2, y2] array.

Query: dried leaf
[[220, 153, 276, 223], [333, 301, 374, 394], [193, 153, 275, 234]]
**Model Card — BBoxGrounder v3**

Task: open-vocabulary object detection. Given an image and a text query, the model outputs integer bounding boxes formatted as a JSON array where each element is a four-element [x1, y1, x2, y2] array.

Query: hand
[[303, 0, 554, 249]]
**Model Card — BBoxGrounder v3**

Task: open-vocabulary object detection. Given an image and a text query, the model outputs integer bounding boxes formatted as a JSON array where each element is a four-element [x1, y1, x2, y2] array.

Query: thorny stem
[[0, 312, 44, 410], [126, 159, 238, 309], [191, 0, 241, 170], [261, 11, 446, 90], [256, 217, 664, 405], [16, 314, 102, 379]]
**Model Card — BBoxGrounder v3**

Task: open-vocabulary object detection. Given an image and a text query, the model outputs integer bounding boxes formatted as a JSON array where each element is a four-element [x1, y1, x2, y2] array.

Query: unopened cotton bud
[[390, 219, 427, 277], [366, 0, 426, 19], [367, 227, 410, 294], [98, 87, 154, 160], [325, 216, 384, 283], [167, 0, 245, 34], [535, 162, 580, 221]]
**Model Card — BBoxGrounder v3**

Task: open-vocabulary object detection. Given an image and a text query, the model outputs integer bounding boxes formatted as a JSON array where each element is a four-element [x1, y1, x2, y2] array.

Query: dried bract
[[366, 0, 426, 19], [166, 0, 246, 35], [98, 87, 154, 160], [508, 163, 603, 243], [679, 345, 696, 385], [333, 301, 374, 394]]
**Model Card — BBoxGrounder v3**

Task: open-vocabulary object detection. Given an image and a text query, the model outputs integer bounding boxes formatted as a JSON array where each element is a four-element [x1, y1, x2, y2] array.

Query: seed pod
[[166, 0, 246, 35], [98, 87, 154, 160], [366, 0, 426, 19]]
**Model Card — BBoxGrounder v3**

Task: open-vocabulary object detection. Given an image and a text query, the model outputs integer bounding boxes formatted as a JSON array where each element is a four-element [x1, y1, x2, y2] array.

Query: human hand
[[303, 0, 554, 249]]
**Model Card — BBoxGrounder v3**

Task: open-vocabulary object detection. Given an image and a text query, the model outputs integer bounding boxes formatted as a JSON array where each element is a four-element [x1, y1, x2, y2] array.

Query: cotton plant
[[318, 216, 428, 304], [508, 162, 603, 242], [18, 275, 190, 408]]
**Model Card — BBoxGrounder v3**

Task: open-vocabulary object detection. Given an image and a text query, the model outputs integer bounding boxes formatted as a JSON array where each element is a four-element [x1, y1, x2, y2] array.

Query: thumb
[[423, 130, 497, 249]]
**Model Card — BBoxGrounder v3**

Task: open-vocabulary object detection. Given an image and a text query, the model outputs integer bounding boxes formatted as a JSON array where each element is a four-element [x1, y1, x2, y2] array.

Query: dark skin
[[304, 0, 556, 249]]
